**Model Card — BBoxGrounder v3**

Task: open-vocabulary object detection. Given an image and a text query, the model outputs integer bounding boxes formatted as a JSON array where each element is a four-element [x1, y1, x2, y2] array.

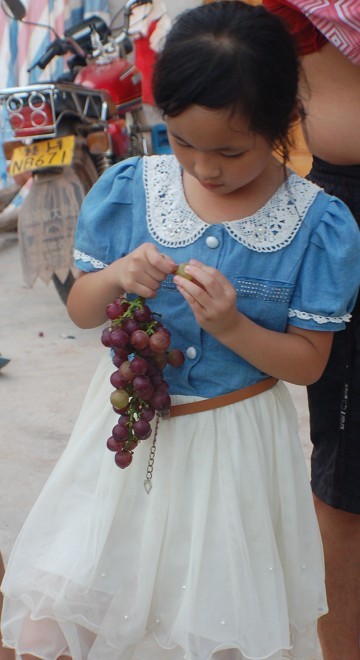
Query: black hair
[[152, 0, 303, 162]]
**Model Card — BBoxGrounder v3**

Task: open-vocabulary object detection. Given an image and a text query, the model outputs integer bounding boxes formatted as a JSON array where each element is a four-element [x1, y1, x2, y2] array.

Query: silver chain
[[143, 413, 160, 494]]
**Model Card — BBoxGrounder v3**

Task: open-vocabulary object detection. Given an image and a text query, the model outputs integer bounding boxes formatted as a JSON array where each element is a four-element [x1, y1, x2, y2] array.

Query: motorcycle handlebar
[[28, 39, 73, 72], [25, 1, 153, 73]]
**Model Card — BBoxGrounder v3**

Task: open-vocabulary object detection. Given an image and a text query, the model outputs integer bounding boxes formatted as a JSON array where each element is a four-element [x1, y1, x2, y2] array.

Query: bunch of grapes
[[101, 296, 184, 469]]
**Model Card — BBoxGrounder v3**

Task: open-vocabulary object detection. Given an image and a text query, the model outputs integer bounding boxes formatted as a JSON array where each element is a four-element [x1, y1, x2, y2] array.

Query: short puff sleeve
[[73, 157, 142, 272], [288, 197, 360, 331]]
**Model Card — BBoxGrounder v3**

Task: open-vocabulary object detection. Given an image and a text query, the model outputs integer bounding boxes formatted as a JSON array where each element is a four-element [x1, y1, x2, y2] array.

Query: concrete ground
[[0, 231, 322, 659], [0, 232, 103, 558]]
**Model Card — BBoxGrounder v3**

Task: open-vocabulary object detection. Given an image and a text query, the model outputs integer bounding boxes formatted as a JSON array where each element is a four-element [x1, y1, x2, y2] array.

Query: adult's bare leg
[[314, 496, 360, 660]]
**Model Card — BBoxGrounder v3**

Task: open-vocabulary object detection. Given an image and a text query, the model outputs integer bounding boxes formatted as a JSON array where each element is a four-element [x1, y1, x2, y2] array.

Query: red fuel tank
[[75, 59, 142, 111]]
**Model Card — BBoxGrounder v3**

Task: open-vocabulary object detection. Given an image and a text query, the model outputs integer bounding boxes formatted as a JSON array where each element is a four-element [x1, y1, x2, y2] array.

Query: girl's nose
[[193, 153, 221, 181]]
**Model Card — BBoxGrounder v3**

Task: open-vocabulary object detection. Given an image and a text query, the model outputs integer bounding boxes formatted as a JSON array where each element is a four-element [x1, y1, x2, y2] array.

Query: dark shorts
[[306, 157, 360, 514]]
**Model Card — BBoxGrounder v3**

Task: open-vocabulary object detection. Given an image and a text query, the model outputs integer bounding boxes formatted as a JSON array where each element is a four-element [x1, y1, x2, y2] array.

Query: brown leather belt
[[161, 377, 278, 418]]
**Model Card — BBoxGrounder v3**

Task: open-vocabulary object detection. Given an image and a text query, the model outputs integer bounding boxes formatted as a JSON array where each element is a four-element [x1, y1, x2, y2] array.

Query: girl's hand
[[68, 243, 176, 329], [109, 242, 177, 299], [173, 258, 238, 337], [173, 259, 333, 385]]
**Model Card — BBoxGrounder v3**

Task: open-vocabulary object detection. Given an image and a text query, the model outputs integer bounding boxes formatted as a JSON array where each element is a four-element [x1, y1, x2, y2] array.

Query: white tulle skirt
[[1, 354, 327, 660]]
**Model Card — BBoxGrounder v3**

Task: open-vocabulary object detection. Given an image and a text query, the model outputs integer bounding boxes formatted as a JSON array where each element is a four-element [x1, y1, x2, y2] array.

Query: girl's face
[[166, 105, 275, 196]]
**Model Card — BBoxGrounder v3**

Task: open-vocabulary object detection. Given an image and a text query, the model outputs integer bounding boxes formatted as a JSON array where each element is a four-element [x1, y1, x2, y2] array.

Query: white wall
[[108, 1, 202, 23], [167, 0, 202, 20]]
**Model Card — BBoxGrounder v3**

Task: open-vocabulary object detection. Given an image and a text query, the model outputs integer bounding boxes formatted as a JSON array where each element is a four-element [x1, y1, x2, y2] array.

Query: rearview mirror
[[124, 0, 152, 18], [1, 0, 26, 20]]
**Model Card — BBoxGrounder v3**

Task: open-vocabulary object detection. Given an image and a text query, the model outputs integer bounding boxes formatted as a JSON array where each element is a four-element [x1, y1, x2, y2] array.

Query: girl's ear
[[290, 101, 305, 126]]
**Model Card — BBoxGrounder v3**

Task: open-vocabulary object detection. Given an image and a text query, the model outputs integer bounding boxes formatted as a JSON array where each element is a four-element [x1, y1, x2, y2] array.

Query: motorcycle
[[0, 0, 156, 303]]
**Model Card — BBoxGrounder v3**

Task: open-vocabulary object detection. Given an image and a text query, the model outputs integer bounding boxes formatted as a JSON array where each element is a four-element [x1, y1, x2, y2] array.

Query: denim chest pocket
[[231, 276, 295, 332], [159, 275, 178, 292]]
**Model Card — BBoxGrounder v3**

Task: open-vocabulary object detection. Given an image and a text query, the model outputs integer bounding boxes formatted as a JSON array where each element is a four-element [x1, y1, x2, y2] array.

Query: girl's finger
[[181, 265, 224, 298], [175, 283, 207, 311], [148, 247, 177, 274]]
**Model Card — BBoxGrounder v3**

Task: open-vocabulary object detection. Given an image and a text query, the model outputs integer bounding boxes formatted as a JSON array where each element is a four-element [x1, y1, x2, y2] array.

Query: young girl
[[1, 2, 360, 659]]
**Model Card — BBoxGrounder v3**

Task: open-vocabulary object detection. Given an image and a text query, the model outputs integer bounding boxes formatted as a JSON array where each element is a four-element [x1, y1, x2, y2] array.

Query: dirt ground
[[0, 232, 103, 559], [0, 231, 322, 658]]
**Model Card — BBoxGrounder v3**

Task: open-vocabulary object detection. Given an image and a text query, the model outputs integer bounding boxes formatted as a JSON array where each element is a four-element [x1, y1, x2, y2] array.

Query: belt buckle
[[157, 408, 171, 420]]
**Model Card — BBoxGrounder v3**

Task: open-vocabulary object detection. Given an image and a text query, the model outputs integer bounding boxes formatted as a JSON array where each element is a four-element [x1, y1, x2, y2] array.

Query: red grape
[[133, 419, 152, 440], [112, 355, 123, 368], [130, 329, 149, 350], [139, 406, 155, 422], [130, 356, 148, 375], [139, 385, 155, 402], [107, 436, 120, 452], [110, 370, 128, 389], [167, 348, 185, 368], [133, 374, 151, 394], [156, 380, 169, 392], [139, 346, 155, 358], [101, 328, 113, 347], [101, 296, 184, 471], [115, 450, 133, 469], [149, 331, 171, 353], [118, 414, 130, 427], [122, 318, 140, 334], [153, 353, 168, 370], [111, 328, 129, 348], [133, 304, 152, 322], [106, 300, 125, 320], [112, 423, 130, 442], [150, 390, 171, 412], [114, 347, 128, 361], [119, 360, 136, 382], [150, 369, 163, 386]]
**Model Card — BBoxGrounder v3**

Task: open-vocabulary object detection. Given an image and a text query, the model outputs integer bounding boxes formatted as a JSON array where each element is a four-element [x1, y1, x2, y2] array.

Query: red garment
[[263, 0, 327, 55], [133, 19, 158, 106], [263, 0, 360, 63]]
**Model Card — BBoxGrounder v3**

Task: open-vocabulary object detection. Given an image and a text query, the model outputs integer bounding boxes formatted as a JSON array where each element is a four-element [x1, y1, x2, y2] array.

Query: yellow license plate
[[8, 135, 75, 176]]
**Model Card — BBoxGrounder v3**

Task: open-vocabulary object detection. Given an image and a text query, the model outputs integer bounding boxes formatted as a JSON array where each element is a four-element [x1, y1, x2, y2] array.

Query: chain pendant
[[144, 414, 160, 494]]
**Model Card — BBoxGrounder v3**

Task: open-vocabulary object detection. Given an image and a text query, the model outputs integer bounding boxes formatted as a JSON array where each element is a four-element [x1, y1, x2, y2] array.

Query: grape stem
[[112, 296, 161, 336]]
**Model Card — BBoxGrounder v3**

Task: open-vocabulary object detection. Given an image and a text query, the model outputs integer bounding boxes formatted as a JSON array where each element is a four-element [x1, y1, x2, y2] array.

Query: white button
[[205, 236, 219, 248], [186, 346, 197, 359]]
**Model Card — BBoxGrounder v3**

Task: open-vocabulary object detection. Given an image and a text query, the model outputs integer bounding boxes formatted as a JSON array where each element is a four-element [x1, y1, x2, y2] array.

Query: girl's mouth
[[199, 180, 221, 190]]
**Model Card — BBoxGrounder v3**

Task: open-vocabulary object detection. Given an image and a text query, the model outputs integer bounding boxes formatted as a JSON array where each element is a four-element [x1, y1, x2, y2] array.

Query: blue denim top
[[74, 156, 360, 397]]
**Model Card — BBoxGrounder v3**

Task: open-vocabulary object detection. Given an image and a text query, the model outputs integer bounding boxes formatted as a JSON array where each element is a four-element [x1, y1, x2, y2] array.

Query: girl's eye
[[220, 152, 245, 158], [173, 139, 190, 148]]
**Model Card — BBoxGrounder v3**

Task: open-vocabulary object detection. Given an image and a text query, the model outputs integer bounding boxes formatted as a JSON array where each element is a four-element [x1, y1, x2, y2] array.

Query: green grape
[[175, 262, 193, 281]]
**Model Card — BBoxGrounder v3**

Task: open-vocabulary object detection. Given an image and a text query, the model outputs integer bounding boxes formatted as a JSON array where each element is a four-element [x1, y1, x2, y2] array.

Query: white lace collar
[[143, 155, 321, 252]]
